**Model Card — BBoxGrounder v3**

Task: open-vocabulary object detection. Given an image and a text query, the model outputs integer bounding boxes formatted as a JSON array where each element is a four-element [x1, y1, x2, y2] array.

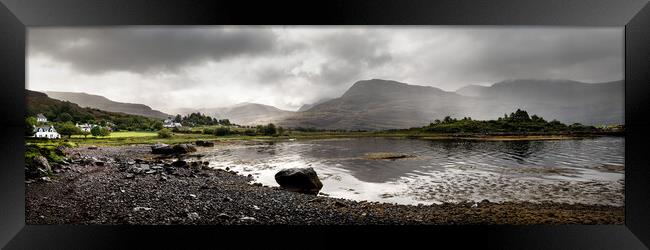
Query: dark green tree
[[90, 126, 101, 137], [57, 122, 81, 138], [25, 117, 37, 136], [510, 109, 531, 122], [266, 123, 277, 135], [152, 120, 163, 130]]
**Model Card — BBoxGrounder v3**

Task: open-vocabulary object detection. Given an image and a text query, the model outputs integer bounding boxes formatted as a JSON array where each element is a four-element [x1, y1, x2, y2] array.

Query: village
[[28, 113, 184, 139]]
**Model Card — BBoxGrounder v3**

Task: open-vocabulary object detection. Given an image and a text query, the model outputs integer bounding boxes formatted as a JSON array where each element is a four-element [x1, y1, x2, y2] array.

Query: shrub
[[214, 127, 231, 136], [158, 128, 173, 138]]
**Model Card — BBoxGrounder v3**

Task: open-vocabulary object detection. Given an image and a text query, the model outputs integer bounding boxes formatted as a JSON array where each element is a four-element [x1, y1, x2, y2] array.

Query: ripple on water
[[202, 137, 624, 206]]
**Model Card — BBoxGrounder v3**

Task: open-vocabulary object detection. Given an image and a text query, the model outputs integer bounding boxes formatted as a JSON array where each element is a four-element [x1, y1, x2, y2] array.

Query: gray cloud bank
[[28, 26, 623, 112]]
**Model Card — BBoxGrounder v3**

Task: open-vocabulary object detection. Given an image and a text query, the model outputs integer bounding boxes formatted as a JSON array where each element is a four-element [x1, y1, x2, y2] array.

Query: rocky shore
[[26, 144, 624, 225]]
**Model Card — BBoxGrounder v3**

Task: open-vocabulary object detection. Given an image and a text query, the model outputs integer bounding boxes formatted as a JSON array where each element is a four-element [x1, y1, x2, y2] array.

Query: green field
[[71, 131, 158, 138]]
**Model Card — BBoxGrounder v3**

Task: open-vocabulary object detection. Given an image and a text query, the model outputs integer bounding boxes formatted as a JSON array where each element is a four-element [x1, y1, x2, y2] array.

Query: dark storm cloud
[[28, 26, 623, 111], [29, 27, 280, 73], [320, 31, 393, 68], [306, 31, 393, 87], [419, 27, 623, 86], [251, 29, 394, 89]]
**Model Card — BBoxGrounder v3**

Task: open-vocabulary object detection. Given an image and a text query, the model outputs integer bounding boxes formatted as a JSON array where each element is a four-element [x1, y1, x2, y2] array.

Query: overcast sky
[[27, 26, 623, 113]]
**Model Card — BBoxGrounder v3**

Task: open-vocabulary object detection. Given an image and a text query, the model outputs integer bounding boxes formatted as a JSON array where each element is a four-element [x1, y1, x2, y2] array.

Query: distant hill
[[175, 102, 295, 125], [26, 90, 158, 130], [455, 79, 624, 126], [45, 91, 170, 119], [279, 79, 624, 130]]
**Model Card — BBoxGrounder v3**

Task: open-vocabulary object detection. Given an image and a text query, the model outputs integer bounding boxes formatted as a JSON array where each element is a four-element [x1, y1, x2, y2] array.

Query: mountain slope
[[26, 90, 157, 129], [280, 79, 477, 130], [45, 91, 170, 119], [279, 79, 624, 130]]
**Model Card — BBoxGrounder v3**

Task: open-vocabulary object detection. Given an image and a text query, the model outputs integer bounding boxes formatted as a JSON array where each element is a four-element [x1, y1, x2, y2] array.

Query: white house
[[36, 113, 47, 123], [34, 125, 61, 139], [76, 123, 97, 132], [163, 118, 182, 128]]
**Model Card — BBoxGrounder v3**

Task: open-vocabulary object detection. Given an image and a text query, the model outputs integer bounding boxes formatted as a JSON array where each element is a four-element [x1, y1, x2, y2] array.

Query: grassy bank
[[71, 131, 158, 138], [26, 129, 619, 147]]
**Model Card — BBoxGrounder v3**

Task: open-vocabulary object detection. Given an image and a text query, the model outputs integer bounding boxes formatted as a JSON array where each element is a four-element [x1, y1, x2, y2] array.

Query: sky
[[27, 26, 623, 113]]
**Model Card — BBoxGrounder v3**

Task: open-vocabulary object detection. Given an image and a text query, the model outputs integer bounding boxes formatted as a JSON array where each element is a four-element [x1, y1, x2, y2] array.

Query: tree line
[[172, 113, 232, 126], [421, 109, 601, 134]]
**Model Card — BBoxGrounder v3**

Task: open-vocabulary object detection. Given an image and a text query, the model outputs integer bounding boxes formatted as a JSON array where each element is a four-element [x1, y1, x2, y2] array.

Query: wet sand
[[25, 145, 623, 225]]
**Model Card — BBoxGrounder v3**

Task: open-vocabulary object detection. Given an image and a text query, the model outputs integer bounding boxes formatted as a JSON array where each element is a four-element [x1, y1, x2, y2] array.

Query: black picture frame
[[1, 0, 649, 249]]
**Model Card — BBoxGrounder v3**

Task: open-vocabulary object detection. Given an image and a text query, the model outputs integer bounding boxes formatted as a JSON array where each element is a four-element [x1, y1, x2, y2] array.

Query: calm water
[[202, 137, 624, 206]]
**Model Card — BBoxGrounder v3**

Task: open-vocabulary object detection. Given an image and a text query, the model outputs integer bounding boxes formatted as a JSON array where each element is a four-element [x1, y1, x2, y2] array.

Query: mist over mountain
[[455, 79, 624, 126], [44, 91, 170, 119], [280, 79, 472, 130], [279, 79, 624, 130], [173, 102, 294, 125], [297, 98, 334, 112], [455, 84, 490, 97], [41, 78, 623, 130]]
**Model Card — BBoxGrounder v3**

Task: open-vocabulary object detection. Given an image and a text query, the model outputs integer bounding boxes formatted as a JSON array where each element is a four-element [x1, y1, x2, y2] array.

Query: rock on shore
[[274, 167, 323, 195], [151, 143, 197, 154], [195, 140, 215, 147]]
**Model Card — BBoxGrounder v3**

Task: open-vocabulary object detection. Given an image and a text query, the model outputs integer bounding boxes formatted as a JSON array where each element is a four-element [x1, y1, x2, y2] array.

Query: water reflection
[[203, 137, 624, 205], [502, 141, 534, 164]]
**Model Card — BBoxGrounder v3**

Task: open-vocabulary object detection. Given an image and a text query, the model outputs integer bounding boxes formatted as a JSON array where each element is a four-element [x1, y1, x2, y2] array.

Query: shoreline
[[26, 132, 623, 147], [25, 144, 624, 225]]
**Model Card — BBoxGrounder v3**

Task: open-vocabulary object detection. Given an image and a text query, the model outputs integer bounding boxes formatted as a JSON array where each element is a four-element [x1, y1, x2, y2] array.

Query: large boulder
[[34, 156, 52, 174], [274, 167, 323, 195], [26, 156, 52, 179], [195, 140, 215, 147], [151, 143, 197, 154], [172, 144, 197, 154], [151, 143, 174, 154]]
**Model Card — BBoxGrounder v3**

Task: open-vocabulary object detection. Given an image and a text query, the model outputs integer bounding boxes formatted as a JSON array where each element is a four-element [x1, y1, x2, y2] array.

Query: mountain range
[[279, 79, 623, 130], [38, 78, 624, 130], [44, 91, 171, 119]]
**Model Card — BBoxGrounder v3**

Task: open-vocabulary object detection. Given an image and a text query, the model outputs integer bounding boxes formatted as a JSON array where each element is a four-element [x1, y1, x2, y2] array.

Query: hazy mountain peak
[[280, 78, 624, 130], [343, 79, 446, 98]]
